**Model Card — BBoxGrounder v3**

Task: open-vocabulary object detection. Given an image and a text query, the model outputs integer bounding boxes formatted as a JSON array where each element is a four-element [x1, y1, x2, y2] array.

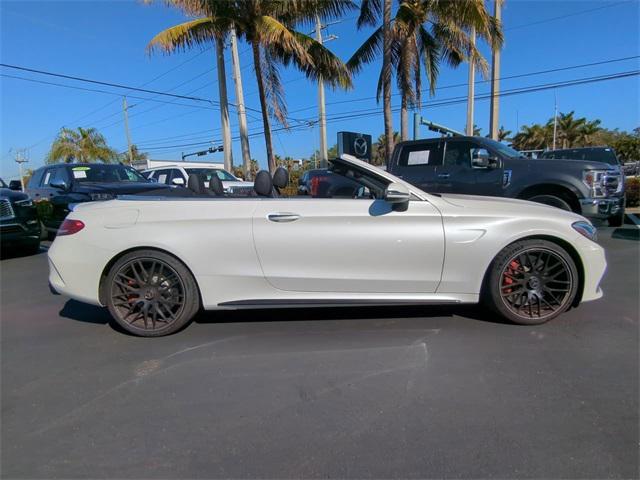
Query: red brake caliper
[[503, 260, 520, 293]]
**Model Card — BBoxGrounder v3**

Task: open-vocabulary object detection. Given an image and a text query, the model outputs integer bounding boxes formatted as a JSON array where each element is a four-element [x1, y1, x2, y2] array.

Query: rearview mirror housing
[[172, 177, 185, 186], [384, 182, 410, 204], [471, 148, 498, 169], [50, 180, 69, 191]]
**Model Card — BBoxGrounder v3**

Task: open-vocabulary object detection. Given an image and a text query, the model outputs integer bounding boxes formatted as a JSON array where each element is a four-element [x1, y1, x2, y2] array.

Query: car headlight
[[582, 169, 621, 198], [572, 221, 597, 241], [14, 198, 33, 207]]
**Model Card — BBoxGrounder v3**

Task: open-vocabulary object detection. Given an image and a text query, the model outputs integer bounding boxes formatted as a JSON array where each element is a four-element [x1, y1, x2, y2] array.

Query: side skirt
[[217, 299, 462, 309]]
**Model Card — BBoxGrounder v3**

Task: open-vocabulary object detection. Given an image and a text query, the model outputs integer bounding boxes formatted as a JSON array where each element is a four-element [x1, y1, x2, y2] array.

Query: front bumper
[[580, 196, 625, 219], [0, 218, 40, 245]]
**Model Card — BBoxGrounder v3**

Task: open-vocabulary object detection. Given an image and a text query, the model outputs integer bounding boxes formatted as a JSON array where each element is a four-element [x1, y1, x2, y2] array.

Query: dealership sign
[[337, 131, 372, 162]]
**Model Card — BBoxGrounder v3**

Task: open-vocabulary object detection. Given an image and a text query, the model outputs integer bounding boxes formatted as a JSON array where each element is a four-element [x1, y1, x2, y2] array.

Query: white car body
[[142, 164, 253, 195], [49, 155, 606, 315]]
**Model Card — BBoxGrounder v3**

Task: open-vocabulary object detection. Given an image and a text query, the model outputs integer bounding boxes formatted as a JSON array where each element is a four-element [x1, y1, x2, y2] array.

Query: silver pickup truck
[[388, 137, 625, 226]]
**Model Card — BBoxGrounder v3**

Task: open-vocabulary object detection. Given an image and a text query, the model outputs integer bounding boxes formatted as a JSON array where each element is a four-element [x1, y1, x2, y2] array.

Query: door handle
[[267, 212, 300, 223], [437, 173, 450, 179]]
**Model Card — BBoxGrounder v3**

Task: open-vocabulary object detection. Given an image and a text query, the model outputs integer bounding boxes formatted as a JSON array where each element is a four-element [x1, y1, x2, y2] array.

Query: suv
[[143, 165, 254, 195], [26, 163, 171, 237], [297, 169, 361, 197], [0, 177, 40, 253], [388, 136, 625, 226]]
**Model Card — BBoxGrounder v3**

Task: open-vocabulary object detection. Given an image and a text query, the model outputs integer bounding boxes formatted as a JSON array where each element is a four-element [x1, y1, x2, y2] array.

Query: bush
[[626, 177, 640, 208]]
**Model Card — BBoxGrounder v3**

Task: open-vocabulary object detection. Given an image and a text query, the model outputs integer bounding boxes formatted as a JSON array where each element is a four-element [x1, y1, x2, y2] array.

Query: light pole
[[314, 16, 338, 168], [122, 97, 134, 165], [230, 27, 252, 180], [15, 149, 28, 191], [466, 26, 476, 136], [489, 0, 502, 140]]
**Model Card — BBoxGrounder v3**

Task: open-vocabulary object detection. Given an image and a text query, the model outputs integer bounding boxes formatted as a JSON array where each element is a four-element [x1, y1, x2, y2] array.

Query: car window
[[185, 168, 236, 181], [170, 169, 186, 181], [397, 142, 442, 168], [294, 160, 388, 200], [152, 169, 172, 184], [27, 169, 44, 188], [443, 142, 473, 167], [42, 168, 55, 186], [70, 165, 148, 183]]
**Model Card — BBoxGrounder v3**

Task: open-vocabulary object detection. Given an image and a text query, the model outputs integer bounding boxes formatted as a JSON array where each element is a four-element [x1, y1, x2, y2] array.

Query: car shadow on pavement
[[58, 300, 509, 335], [0, 244, 48, 260]]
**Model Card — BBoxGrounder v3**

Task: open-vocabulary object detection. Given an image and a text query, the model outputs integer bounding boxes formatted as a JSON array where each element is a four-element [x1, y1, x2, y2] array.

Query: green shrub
[[626, 177, 640, 208]]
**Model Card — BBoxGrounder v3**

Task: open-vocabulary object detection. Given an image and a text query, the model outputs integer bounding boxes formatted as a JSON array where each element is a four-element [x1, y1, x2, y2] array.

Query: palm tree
[[148, 15, 234, 172], [372, 131, 400, 165], [579, 119, 602, 146], [497, 125, 511, 142], [554, 111, 586, 149], [349, 0, 503, 148], [123, 144, 149, 165], [152, 1, 353, 173], [511, 123, 550, 151], [46, 127, 117, 164]]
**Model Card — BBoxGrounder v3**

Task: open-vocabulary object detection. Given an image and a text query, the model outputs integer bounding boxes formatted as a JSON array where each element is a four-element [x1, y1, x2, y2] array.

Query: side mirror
[[50, 180, 69, 191], [172, 177, 185, 186], [384, 182, 410, 204], [8, 180, 22, 191], [471, 148, 498, 169]]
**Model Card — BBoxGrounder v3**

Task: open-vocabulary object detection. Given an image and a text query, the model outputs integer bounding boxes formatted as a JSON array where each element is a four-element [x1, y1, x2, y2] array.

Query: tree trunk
[[230, 27, 252, 180], [382, 0, 394, 162], [400, 94, 408, 141], [216, 38, 233, 172], [251, 41, 275, 173]]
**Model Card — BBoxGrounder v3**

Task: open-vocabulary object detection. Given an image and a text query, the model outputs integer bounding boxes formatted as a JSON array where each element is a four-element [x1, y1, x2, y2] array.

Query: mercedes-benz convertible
[[48, 154, 606, 337]]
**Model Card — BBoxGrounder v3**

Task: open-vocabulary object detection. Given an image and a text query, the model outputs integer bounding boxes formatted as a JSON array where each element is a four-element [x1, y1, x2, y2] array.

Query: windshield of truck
[[538, 148, 619, 165], [482, 138, 524, 158], [0, 178, 7, 188], [70, 165, 149, 183]]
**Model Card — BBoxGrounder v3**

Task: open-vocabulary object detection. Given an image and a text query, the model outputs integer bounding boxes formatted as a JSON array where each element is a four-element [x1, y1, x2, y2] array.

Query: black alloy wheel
[[485, 239, 579, 325], [106, 250, 200, 336]]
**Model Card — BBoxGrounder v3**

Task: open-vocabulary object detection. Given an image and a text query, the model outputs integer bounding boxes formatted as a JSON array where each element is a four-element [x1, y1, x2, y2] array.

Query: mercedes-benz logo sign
[[353, 137, 368, 157]]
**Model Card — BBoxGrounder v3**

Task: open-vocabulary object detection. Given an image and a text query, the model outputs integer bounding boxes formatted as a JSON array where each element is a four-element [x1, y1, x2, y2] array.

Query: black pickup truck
[[387, 136, 625, 226]]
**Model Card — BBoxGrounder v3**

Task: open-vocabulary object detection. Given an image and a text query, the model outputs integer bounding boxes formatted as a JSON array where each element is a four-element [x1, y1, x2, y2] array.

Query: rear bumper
[[580, 196, 625, 219]]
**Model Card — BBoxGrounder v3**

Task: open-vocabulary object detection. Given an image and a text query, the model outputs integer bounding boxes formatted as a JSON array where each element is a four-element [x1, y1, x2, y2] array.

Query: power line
[[506, 1, 631, 31]]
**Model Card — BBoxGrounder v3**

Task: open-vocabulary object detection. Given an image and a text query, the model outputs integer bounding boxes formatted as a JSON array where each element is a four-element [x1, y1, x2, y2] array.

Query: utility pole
[[215, 37, 233, 172], [122, 97, 134, 165], [230, 27, 252, 180], [489, 0, 502, 140], [465, 26, 476, 136], [316, 14, 328, 169], [14, 149, 28, 191], [552, 91, 558, 150]]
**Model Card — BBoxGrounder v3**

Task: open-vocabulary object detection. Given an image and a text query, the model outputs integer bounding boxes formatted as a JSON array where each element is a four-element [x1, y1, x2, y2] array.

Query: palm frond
[[255, 15, 312, 66], [346, 25, 383, 74], [260, 46, 289, 128], [147, 17, 224, 54], [357, 0, 382, 28]]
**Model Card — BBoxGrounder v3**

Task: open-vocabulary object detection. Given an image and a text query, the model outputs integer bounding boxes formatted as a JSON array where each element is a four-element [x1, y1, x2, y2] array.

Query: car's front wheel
[[105, 250, 200, 336], [484, 239, 579, 325]]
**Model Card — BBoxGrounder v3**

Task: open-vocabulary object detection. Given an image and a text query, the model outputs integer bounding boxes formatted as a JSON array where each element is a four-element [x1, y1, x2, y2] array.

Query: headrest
[[272, 166, 289, 189], [208, 174, 224, 196], [253, 170, 273, 197], [187, 173, 205, 194]]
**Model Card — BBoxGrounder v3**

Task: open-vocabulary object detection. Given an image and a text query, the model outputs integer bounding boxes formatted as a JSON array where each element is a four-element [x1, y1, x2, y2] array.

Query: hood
[[528, 158, 617, 172], [0, 188, 29, 201], [437, 193, 585, 222], [72, 182, 173, 195]]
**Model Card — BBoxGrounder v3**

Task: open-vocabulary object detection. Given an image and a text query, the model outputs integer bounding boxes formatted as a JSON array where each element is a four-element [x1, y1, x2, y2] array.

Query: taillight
[[58, 219, 85, 236]]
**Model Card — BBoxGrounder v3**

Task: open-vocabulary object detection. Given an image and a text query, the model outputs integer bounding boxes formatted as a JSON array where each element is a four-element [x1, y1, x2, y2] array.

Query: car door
[[391, 140, 443, 193], [252, 169, 445, 294], [437, 140, 503, 196]]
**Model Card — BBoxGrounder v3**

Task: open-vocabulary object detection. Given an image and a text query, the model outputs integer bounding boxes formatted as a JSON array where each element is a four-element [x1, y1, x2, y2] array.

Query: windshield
[[539, 148, 619, 165], [0, 177, 7, 188], [185, 168, 237, 181], [482, 138, 524, 158], [70, 165, 148, 183]]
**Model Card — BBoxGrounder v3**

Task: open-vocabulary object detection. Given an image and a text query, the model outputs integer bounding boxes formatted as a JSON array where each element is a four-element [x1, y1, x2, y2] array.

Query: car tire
[[484, 239, 579, 325], [527, 194, 573, 212], [22, 240, 41, 255], [608, 208, 624, 227], [105, 249, 200, 337]]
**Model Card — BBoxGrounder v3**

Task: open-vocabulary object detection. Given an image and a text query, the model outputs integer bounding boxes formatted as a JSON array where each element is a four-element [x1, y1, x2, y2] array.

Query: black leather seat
[[208, 175, 224, 196], [272, 167, 289, 195], [187, 174, 206, 195], [253, 170, 273, 197]]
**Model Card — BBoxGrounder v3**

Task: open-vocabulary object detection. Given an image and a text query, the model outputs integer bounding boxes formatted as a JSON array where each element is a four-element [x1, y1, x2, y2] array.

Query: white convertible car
[[48, 154, 606, 336]]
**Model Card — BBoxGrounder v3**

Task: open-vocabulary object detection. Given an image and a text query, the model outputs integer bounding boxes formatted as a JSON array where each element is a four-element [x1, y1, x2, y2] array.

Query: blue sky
[[1, 0, 639, 178]]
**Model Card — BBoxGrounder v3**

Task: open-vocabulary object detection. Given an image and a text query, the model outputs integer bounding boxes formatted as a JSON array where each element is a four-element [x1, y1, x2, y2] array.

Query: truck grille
[[0, 199, 15, 220]]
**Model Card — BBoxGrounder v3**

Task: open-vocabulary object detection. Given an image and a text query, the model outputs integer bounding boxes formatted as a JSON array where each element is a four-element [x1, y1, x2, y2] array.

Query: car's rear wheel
[[484, 239, 579, 325], [105, 250, 200, 336], [608, 208, 624, 227]]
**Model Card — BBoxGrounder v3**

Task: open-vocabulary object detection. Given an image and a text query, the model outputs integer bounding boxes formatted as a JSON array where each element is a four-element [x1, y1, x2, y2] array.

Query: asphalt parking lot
[[1, 227, 638, 479]]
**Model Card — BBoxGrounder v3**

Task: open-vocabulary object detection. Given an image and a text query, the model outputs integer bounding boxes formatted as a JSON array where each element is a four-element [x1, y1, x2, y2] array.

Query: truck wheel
[[484, 239, 579, 325], [527, 194, 572, 212], [608, 209, 624, 227], [105, 250, 200, 337]]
